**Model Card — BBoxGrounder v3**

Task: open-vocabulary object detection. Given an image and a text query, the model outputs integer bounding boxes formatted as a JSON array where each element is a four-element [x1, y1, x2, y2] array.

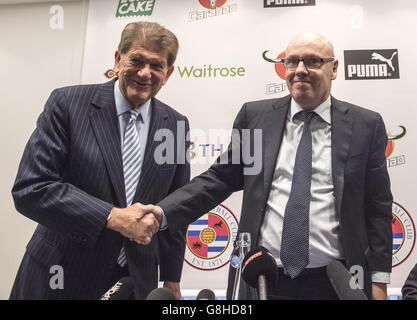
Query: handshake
[[106, 203, 163, 245]]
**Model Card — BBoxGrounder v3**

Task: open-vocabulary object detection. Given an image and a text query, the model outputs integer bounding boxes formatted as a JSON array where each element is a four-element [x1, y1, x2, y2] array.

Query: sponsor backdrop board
[[81, 0, 417, 297]]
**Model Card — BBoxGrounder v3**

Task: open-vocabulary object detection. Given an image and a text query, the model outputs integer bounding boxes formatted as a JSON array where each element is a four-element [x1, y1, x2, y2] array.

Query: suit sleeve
[[158, 117, 190, 282], [158, 104, 248, 233], [402, 264, 417, 300], [12, 89, 112, 248], [364, 113, 393, 273]]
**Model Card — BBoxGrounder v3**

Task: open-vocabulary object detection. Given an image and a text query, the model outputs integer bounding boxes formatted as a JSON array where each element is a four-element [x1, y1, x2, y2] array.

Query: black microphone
[[326, 260, 368, 300], [241, 246, 278, 300], [196, 289, 216, 300], [100, 277, 135, 300], [146, 287, 176, 300]]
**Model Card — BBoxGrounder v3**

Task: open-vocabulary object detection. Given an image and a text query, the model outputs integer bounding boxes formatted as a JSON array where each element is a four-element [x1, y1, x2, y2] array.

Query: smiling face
[[114, 40, 174, 107], [285, 33, 338, 110]]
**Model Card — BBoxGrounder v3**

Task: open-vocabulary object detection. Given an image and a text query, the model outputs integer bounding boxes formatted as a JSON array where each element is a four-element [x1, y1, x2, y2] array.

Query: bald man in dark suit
[[146, 33, 393, 300]]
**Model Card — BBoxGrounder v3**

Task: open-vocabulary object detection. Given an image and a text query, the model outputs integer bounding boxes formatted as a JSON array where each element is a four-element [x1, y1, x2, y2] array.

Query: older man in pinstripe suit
[[10, 22, 189, 300]]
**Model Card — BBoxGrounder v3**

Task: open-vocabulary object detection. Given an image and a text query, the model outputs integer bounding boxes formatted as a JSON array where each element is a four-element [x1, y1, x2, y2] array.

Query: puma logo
[[371, 52, 397, 72], [345, 49, 399, 79]]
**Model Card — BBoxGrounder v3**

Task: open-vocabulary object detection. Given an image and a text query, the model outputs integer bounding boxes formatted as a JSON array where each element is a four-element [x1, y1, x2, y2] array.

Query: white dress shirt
[[259, 96, 344, 268], [114, 80, 151, 160]]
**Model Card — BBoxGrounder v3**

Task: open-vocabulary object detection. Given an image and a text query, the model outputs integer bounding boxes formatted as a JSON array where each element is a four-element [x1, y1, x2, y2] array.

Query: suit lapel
[[330, 96, 353, 217], [133, 98, 168, 203], [263, 96, 291, 202], [89, 80, 126, 207]]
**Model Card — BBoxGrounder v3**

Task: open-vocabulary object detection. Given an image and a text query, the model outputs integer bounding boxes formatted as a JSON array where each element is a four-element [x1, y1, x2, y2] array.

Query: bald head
[[287, 32, 335, 57]]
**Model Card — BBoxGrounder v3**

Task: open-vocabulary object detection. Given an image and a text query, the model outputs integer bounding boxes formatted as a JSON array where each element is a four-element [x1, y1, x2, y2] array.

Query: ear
[[162, 65, 175, 85], [331, 59, 339, 80], [114, 50, 121, 73]]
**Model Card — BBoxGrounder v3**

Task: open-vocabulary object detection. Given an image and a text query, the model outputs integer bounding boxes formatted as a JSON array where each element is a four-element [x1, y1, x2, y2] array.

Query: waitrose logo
[[177, 64, 246, 78]]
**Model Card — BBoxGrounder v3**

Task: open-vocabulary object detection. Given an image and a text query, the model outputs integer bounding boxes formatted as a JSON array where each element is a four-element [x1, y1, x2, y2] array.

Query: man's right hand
[[106, 203, 160, 245]]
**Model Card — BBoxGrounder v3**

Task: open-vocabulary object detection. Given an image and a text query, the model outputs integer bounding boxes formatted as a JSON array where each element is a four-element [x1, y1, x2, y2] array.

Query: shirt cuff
[[157, 206, 168, 230], [371, 271, 391, 284], [106, 208, 114, 225]]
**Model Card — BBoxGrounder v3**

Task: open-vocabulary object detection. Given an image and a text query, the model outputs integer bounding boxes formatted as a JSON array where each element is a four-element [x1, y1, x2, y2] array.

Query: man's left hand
[[372, 282, 387, 300]]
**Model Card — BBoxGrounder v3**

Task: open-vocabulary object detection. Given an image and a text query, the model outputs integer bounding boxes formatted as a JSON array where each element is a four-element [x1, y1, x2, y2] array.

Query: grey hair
[[118, 21, 179, 67]]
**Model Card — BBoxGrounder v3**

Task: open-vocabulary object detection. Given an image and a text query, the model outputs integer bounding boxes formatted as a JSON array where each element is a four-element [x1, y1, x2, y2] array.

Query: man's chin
[[127, 86, 152, 99], [126, 94, 149, 107], [292, 92, 310, 103]]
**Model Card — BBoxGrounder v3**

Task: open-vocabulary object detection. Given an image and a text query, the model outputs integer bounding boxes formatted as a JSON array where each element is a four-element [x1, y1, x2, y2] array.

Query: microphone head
[[100, 277, 135, 300], [241, 246, 278, 288], [196, 289, 216, 300], [326, 260, 368, 300], [146, 287, 176, 300]]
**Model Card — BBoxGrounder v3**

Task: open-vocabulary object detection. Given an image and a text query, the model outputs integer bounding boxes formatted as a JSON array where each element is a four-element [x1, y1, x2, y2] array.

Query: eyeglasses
[[278, 57, 335, 70]]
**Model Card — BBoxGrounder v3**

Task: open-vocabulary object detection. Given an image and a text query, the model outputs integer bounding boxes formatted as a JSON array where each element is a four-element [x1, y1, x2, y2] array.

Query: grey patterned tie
[[280, 111, 316, 279]]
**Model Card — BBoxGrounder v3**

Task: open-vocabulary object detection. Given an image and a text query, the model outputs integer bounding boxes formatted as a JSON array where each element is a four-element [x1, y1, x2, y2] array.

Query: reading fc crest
[[185, 204, 238, 271], [392, 202, 415, 267]]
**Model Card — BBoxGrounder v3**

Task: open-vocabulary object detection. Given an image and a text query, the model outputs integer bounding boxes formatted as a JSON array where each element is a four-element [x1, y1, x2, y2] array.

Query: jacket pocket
[[26, 233, 64, 268]]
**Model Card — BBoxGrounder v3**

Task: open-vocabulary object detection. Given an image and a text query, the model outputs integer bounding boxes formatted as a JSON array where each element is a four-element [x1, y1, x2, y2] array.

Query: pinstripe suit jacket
[[10, 79, 190, 299]]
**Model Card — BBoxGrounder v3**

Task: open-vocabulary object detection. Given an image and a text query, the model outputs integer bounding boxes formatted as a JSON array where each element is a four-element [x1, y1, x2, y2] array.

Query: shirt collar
[[290, 95, 332, 125], [114, 79, 151, 123]]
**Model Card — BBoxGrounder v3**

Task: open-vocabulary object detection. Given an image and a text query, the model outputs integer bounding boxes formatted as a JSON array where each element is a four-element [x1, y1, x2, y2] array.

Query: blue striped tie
[[123, 109, 143, 206], [118, 109, 142, 267]]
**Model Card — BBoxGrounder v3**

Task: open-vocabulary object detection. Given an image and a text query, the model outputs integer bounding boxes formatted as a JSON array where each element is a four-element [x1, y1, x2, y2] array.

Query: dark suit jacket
[[158, 95, 393, 299], [10, 79, 190, 299], [402, 263, 417, 300]]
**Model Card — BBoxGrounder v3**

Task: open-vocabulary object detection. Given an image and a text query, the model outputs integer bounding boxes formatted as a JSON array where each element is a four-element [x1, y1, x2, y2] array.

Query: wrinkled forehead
[[286, 34, 334, 58]]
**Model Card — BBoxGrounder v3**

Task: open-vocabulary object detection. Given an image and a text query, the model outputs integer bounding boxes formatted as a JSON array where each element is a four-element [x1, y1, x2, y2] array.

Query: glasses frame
[[278, 57, 335, 70]]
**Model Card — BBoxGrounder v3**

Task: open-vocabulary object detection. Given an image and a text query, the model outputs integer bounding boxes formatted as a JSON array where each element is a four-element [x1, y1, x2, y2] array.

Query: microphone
[[146, 287, 176, 300], [100, 277, 135, 300], [241, 246, 278, 300], [196, 289, 216, 300], [326, 260, 368, 300]]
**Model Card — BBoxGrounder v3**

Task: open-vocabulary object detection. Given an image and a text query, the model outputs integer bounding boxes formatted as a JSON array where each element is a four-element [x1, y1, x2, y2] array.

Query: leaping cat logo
[[371, 51, 397, 72]]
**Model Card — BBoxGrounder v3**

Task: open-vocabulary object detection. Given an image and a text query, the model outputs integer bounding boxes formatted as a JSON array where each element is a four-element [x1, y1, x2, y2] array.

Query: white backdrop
[[81, 0, 417, 297]]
